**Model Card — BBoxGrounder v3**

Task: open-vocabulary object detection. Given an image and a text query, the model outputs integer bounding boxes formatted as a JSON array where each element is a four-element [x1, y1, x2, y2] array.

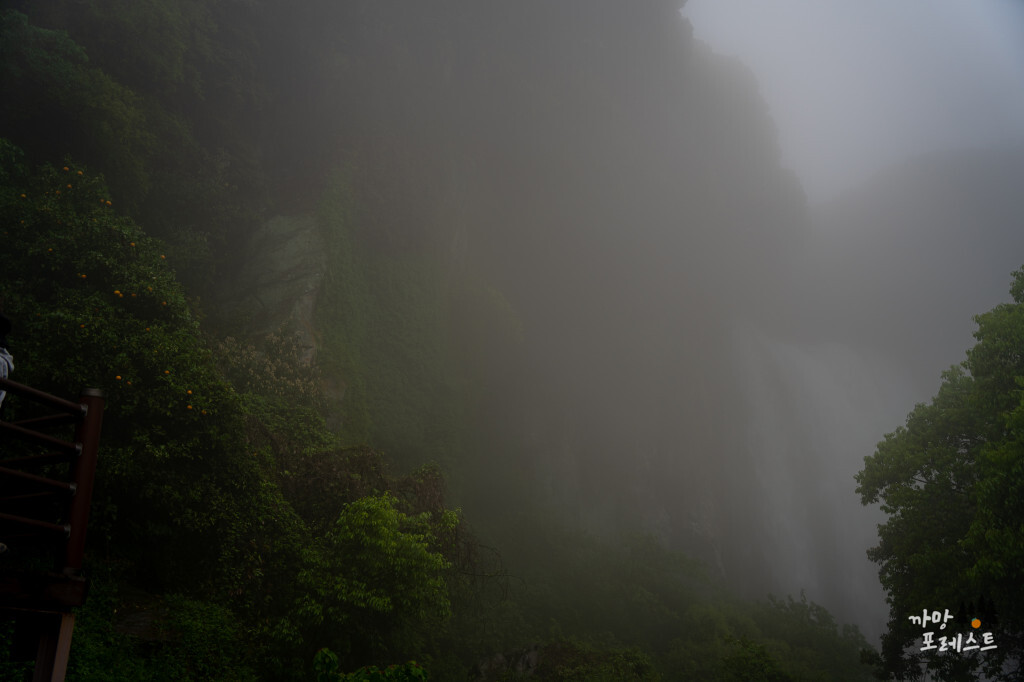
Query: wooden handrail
[[0, 467, 76, 494], [0, 379, 85, 416], [0, 421, 80, 455], [0, 380, 103, 682], [0, 384, 102, 572]]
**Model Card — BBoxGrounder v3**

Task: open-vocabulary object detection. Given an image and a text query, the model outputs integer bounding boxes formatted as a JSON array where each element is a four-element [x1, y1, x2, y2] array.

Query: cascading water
[[732, 318, 926, 642]]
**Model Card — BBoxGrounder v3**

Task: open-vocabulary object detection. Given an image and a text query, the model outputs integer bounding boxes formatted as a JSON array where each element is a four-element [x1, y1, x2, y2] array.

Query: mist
[[685, 0, 1024, 203], [253, 0, 1024, 654], [4, 0, 1024, 676]]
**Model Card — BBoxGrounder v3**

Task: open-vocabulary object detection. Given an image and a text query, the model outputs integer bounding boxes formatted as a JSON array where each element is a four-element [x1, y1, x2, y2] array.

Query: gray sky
[[682, 0, 1024, 204]]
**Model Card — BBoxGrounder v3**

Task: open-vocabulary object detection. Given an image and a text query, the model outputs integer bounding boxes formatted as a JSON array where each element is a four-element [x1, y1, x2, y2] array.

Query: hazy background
[[682, 0, 1024, 642], [684, 0, 1024, 203], [5, 0, 1024, 671]]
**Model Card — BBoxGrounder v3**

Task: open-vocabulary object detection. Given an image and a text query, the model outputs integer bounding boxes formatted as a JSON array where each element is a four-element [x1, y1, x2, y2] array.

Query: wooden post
[[65, 389, 103, 572], [29, 611, 75, 682]]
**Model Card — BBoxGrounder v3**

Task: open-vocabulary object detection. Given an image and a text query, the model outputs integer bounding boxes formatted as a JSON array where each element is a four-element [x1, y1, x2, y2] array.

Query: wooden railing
[[0, 378, 104, 682]]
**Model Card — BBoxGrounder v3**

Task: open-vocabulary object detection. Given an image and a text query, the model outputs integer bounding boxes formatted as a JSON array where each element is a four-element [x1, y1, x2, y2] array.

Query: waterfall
[[732, 319, 924, 642]]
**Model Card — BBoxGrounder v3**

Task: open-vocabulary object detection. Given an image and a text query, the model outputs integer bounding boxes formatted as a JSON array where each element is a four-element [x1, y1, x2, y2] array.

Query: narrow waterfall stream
[[733, 320, 927, 642]]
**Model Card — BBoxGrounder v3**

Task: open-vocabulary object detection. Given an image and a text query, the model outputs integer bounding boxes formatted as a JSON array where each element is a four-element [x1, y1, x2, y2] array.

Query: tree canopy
[[0, 0, 883, 678], [857, 267, 1024, 681]]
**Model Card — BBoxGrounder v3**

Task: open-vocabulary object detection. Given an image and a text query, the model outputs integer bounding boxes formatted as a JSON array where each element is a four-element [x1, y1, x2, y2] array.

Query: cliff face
[[250, 4, 811, 593], [19, 0, 812, 599], [216, 3, 811, 586], [11, 0, 1022, 664]]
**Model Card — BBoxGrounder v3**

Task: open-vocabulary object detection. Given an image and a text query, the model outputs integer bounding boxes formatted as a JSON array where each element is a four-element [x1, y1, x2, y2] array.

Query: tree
[[856, 267, 1024, 681], [0, 142, 465, 680], [297, 494, 456, 669]]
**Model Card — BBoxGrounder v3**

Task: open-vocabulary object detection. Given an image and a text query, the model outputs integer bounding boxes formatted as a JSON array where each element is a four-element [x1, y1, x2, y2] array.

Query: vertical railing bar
[[63, 389, 103, 573]]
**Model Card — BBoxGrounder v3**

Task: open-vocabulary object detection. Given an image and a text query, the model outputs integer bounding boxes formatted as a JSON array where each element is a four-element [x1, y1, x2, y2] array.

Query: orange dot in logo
[[971, 618, 981, 629]]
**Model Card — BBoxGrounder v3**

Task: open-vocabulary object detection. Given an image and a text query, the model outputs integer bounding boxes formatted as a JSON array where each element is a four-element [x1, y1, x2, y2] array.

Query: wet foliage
[[0, 2, 903, 679]]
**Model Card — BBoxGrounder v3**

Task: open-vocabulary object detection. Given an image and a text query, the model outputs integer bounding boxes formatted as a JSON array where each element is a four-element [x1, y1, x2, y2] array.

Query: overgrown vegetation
[[0, 2, 888, 679], [857, 269, 1024, 681], [0, 143, 461, 679]]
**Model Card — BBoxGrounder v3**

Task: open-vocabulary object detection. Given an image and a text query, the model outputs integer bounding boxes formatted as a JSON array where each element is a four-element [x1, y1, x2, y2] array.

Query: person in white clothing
[[0, 311, 12, 412]]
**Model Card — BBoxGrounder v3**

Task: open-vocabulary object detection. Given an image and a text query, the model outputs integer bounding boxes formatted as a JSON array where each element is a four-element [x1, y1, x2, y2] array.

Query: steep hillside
[[0, 2, 886, 679]]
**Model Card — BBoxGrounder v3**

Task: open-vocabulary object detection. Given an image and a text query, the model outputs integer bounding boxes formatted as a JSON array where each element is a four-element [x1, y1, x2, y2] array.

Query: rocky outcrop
[[217, 214, 326, 364]]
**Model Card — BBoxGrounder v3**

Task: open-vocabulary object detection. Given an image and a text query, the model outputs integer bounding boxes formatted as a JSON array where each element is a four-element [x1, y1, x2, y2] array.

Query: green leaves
[[302, 493, 453, 623], [293, 493, 457, 671], [0, 148, 302, 662], [856, 266, 1024, 680], [313, 649, 429, 682], [0, 10, 155, 205]]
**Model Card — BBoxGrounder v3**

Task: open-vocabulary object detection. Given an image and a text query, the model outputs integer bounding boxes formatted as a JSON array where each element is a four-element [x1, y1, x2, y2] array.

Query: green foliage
[[215, 329, 324, 407], [0, 145, 472, 679], [748, 595, 875, 682], [0, 149, 235, 572], [67, 589, 259, 681], [0, 132, 880, 682], [489, 511, 709, 653], [34, 561, 258, 682], [0, 10, 155, 207], [663, 592, 874, 681], [533, 638, 659, 681], [36, 0, 211, 97], [856, 266, 1024, 680], [0, 145, 307, 677], [719, 638, 795, 682], [315, 168, 474, 470], [0, 1, 899, 677], [297, 494, 455, 666], [323, 494, 452, 617], [1, 2, 265, 288], [313, 649, 428, 682], [476, 512, 876, 681], [855, 367, 979, 632]]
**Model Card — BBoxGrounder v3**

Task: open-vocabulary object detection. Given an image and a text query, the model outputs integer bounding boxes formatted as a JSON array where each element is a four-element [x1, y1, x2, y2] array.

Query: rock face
[[217, 214, 326, 364]]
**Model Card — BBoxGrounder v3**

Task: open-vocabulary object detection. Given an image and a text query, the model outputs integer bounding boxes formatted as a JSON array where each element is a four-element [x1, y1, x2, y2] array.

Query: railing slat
[[0, 422, 80, 455], [0, 513, 70, 538], [0, 467, 76, 494], [0, 491, 61, 505], [11, 414, 79, 429], [0, 452, 74, 468], [0, 379, 84, 416]]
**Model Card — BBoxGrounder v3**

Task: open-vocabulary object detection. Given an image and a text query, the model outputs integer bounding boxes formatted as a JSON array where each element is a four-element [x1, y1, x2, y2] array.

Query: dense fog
[[686, 0, 1024, 203], [682, 0, 1024, 639], [3, 0, 1024, 677]]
